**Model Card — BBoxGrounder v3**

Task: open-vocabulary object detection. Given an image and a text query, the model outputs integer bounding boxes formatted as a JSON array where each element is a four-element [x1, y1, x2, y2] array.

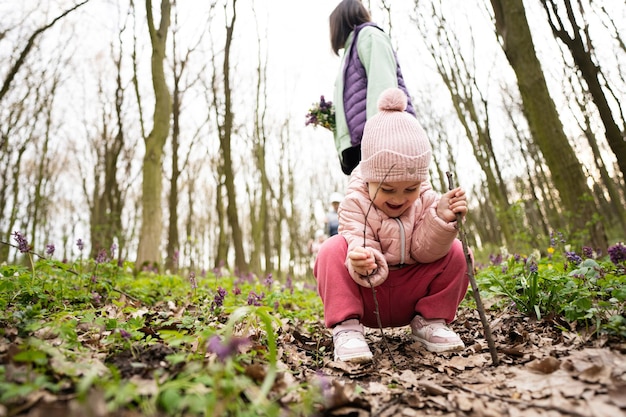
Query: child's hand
[[437, 187, 467, 222], [348, 246, 378, 277]]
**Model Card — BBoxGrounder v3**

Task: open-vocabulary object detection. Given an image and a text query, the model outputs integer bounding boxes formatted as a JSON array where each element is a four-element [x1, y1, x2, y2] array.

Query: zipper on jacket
[[394, 217, 406, 266]]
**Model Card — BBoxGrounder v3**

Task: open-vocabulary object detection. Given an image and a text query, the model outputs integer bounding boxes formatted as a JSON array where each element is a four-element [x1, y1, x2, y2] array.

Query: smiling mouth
[[386, 203, 403, 210]]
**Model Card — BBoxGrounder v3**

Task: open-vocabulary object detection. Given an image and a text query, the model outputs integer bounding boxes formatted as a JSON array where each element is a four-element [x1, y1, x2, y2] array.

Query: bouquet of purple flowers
[[305, 95, 335, 132]]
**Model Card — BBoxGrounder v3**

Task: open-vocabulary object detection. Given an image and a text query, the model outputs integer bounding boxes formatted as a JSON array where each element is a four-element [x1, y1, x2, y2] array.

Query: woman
[[330, 0, 416, 175]]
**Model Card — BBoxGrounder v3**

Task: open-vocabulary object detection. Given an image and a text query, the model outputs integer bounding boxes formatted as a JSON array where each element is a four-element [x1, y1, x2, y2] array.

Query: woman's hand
[[437, 187, 467, 222]]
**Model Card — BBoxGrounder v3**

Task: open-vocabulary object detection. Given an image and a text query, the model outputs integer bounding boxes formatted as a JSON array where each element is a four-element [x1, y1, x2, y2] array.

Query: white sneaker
[[411, 315, 464, 353], [332, 319, 373, 363]]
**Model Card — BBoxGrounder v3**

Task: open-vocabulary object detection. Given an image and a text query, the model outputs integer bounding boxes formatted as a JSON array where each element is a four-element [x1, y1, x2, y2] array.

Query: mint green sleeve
[[356, 27, 400, 119]]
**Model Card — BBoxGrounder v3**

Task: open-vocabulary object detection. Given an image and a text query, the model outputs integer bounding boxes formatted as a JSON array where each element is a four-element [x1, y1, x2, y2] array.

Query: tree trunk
[[166, 30, 182, 272], [541, 0, 626, 183], [413, 0, 512, 247], [136, 0, 172, 270], [490, 0, 607, 248], [89, 43, 126, 260], [216, 0, 247, 274]]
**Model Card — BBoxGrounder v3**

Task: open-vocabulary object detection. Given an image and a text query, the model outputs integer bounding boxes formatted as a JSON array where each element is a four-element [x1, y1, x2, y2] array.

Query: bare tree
[[135, 0, 172, 270], [209, 0, 247, 274], [165, 3, 204, 272], [540, 0, 626, 184], [490, 0, 607, 248], [0, 0, 90, 103], [412, 0, 513, 247], [248, 5, 273, 277], [0, 2, 89, 261], [569, 75, 626, 237], [0, 50, 68, 262], [83, 15, 135, 261]]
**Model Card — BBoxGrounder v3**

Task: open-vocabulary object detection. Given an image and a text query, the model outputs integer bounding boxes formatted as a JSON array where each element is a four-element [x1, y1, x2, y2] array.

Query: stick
[[362, 166, 397, 368], [446, 172, 499, 366], [366, 276, 397, 368]]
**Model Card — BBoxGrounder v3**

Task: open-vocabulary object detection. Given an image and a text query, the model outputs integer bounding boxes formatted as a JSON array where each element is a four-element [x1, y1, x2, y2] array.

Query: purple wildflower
[[212, 286, 227, 310], [119, 329, 131, 340], [110, 243, 117, 259], [264, 273, 273, 287], [95, 249, 107, 264], [582, 246, 593, 259], [284, 276, 294, 293], [189, 271, 197, 290], [305, 95, 335, 130], [565, 251, 582, 265], [207, 335, 250, 362], [489, 253, 503, 265], [314, 371, 333, 402], [528, 261, 538, 274], [320, 95, 331, 110], [12, 231, 30, 253], [213, 264, 223, 278], [305, 113, 318, 126], [608, 242, 626, 265], [45, 243, 55, 256], [236, 272, 255, 284], [501, 264, 508, 274], [92, 292, 102, 304], [233, 287, 241, 296], [76, 239, 84, 252], [247, 291, 264, 306]]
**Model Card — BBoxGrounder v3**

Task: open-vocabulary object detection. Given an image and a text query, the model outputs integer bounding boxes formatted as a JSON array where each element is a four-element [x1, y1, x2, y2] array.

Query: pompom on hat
[[359, 88, 432, 183]]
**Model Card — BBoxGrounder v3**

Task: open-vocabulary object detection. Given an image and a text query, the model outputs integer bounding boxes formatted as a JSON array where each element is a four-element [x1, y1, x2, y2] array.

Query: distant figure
[[329, 0, 416, 175], [308, 229, 327, 257], [308, 229, 327, 272], [314, 88, 469, 363], [325, 192, 343, 236]]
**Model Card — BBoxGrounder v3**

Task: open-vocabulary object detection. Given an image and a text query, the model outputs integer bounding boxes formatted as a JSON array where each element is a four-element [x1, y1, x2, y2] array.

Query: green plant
[[477, 238, 626, 336]]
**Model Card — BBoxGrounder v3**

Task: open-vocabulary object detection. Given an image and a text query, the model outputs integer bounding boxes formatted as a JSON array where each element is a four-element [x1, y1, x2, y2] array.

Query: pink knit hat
[[360, 88, 431, 183]]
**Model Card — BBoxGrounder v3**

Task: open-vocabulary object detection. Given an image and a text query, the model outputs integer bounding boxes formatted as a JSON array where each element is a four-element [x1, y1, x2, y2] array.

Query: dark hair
[[329, 0, 371, 55]]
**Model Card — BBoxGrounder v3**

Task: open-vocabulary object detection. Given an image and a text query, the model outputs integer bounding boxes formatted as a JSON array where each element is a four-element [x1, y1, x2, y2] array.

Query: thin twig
[[0, 240, 48, 261], [446, 171, 499, 366], [363, 166, 397, 368]]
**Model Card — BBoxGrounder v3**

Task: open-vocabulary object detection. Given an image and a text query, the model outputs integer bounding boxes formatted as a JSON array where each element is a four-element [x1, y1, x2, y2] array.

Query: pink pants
[[314, 234, 469, 328]]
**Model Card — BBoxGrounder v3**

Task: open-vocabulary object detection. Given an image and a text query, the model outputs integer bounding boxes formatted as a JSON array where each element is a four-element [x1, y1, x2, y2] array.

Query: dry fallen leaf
[[526, 356, 561, 374]]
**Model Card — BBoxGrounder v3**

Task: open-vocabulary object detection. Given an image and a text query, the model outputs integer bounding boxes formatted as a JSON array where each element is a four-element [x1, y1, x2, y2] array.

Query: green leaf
[[13, 348, 48, 366]]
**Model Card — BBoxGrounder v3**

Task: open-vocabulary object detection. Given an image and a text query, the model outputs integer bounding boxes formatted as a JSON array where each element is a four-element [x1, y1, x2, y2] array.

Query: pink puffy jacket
[[338, 166, 460, 287]]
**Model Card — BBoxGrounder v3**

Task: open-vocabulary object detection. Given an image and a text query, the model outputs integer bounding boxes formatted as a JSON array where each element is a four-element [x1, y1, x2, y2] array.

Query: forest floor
[[7, 302, 626, 417], [300, 306, 626, 417]]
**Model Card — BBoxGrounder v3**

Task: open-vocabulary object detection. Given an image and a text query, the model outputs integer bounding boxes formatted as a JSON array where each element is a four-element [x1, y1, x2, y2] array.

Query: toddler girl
[[314, 88, 470, 363]]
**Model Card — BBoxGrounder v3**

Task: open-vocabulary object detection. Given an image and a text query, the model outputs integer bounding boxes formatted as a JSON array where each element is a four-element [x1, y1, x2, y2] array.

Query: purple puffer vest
[[344, 23, 416, 148]]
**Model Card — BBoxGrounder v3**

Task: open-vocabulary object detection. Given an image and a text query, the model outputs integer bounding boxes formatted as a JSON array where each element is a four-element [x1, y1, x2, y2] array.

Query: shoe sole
[[334, 351, 373, 363], [412, 335, 465, 353]]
